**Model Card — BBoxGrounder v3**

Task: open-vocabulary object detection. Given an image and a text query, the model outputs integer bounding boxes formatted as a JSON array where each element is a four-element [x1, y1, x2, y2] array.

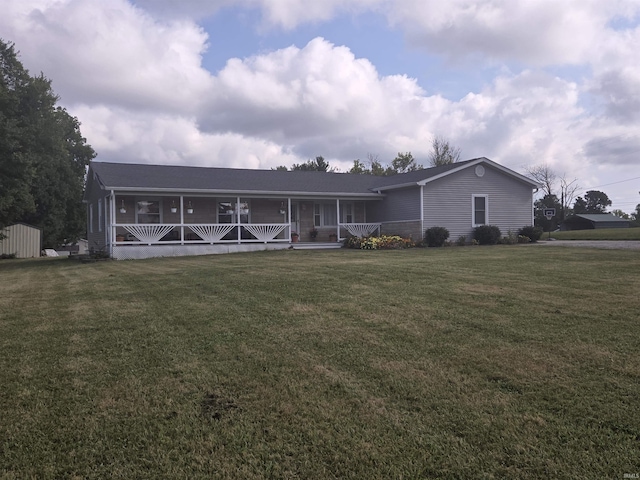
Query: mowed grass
[[551, 227, 640, 240], [1, 246, 639, 479]]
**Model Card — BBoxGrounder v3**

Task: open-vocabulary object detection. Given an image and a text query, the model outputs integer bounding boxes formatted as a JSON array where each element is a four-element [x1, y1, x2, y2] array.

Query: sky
[[2, 0, 640, 212]]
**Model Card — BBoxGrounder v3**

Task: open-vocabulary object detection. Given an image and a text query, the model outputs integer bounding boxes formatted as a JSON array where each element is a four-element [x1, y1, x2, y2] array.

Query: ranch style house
[[84, 157, 539, 260]]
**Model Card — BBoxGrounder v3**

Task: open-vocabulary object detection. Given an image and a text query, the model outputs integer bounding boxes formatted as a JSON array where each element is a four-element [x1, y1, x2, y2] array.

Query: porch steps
[[291, 242, 342, 250]]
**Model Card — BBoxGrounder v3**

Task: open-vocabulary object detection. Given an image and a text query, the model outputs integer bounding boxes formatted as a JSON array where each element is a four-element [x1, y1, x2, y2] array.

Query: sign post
[[543, 208, 556, 239]]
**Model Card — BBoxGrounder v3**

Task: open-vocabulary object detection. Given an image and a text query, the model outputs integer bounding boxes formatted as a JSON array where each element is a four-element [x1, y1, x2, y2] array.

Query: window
[[340, 203, 353, 223], [136, 199, 161, 223], [218, 198, 250, 223], [89, 204, 94, 233], [314, 203, 338, 226], [473, 195, 488, 226], [98, 198, 103, 232]]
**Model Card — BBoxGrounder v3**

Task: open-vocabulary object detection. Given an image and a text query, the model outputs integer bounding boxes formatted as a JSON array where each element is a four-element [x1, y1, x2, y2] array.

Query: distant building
[[560, 214, 630, 230], [0, 223, 42, 258]]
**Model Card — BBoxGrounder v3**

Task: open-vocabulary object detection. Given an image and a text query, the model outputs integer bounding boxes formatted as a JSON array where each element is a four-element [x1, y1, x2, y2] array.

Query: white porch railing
[[341, 223, 381, 238], [190, 224, 235, 243], [123, 225, 175, 245], [243, 224, 287, 243], [114, 223, 291, 245]]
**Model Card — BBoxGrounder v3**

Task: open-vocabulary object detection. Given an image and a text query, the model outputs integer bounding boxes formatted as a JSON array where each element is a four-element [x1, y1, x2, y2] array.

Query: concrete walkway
[[535, 240, 640, 250]]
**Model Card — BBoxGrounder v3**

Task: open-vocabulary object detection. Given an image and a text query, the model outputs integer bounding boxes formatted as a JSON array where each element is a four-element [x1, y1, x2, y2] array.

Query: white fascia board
[[373, 181, 420, 192], [416, 158, 540, 188], [104, 187, 383, 199]]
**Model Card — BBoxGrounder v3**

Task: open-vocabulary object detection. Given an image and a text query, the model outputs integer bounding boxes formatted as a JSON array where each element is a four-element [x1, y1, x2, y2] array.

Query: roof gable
[[370, 157, 539, 191]]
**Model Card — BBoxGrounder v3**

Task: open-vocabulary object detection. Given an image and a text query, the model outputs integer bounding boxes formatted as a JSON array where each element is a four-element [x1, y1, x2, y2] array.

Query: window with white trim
[[340, 203, 354, 223], [217, 198, 250, 224], [314, 203, 338, 226], [136, 198, 162, 224], [472, 195, 488, 226], [89, 204, 94, 233]]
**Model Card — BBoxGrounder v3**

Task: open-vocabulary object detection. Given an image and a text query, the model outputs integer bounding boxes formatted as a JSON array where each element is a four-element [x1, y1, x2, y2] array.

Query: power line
[[584, 175, 640, 190]]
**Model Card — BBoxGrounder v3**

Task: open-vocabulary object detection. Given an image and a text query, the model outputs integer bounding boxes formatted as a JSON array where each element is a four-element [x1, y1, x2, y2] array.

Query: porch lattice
[[124, 225, 174, 245], [344, 223, 380, 238], [244, 224, 287, 243], [190, 224, 235, 243]]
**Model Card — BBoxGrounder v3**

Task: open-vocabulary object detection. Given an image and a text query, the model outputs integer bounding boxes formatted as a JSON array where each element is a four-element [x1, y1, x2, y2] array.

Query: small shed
[[0, 223, 42, 258], [561, 214, 630, 231]]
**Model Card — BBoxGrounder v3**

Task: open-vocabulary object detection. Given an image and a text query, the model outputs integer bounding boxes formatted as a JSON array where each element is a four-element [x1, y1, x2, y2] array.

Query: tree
[[349, 152, 423, 176], [534, 194, 562, 231], [573, 190, 611, 214], [0, 40, 95, 247], [611, 209, 630, 219], [525, 164, 579, 221], [391, 152, 423, 173], [429, 135, 461, 167], [525, 164, 556, 197], [291, 156, 333, 172]]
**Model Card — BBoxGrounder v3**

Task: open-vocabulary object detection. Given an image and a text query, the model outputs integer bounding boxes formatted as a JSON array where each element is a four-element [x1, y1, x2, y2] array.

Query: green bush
[[343, 235, 415, 250], [456, 235, 467, 246], [518, 225, 543, 243], [424, 227, 450, 247], [473, 225, 502, 245]]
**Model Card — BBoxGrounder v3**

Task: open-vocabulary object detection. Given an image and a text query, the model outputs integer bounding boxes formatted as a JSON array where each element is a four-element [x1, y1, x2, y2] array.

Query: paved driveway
[[535, 240, 640, 250]]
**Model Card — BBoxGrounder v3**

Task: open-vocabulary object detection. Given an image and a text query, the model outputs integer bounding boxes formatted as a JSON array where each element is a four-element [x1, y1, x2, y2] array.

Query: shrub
[[517, 235, 531, 244], [473, 225, 502, 245], [0, 253, 17, 260], [518, 225, 543, 243], [343, 235, 415, 250], [424, 226, 450, 247], [456, 235, 467, 246]]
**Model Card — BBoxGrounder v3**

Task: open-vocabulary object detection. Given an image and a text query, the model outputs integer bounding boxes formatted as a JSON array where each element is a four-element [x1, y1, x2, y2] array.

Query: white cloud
[[3, 0, 640, 207], [0, 0, 213, 112], [71, 105, 300, 169]]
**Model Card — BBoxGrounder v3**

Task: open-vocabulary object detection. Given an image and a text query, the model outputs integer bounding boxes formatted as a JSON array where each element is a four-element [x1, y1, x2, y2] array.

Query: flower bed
[[343, 235, 415, 250]]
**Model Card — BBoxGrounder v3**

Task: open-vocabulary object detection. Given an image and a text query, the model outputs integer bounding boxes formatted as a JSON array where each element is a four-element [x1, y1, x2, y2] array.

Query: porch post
[[336, 199, 340, 240], [420, 185, 424, 241], [237, 196, 241, 244], [180, 196, 184, 245], [109, 190, 115, 257], [288, 197, 292, 240]]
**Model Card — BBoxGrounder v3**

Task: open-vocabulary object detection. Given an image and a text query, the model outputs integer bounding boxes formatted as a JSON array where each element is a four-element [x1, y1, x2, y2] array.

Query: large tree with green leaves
[[534, 194, 562, 231], [573, 190, 611, 214], [0, 40, 95, 246]]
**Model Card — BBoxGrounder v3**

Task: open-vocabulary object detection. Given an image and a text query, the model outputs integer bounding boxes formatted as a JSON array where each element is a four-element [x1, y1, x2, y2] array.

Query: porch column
[[336, 199, 340, 240], [110, 190, 116, 256], [288, 197, 292, 240], [180, 196, 184, 245], [237, 196, 241, 244]]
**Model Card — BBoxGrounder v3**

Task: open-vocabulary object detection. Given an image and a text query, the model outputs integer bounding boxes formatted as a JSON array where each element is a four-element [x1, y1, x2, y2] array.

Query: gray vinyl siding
[[368, 186, 421, 222], [85, 172, 109, 252], [423, 165, 534, 241]]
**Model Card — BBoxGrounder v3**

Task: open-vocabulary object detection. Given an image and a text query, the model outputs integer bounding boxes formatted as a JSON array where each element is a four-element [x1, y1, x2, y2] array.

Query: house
[[0, 223, 42, 258], [84, 157, 539, 260], [561, 213, 630, 231]]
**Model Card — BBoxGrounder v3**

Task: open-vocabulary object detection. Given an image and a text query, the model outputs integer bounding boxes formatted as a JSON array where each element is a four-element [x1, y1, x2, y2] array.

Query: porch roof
[[90, 162, 385, 197]]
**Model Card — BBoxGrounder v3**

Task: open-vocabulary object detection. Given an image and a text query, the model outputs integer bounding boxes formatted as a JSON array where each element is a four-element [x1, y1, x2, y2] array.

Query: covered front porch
[[107, 193, 380, 259]]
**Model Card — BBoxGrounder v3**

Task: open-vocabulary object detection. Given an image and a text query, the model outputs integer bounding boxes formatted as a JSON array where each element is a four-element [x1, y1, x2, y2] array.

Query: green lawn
[[551, 227, 640, 240], [1, 247, 639, 479]]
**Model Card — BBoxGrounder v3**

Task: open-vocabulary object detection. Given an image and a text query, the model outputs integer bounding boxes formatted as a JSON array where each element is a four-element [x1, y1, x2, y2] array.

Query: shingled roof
[[89, 157, 536, 197]]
